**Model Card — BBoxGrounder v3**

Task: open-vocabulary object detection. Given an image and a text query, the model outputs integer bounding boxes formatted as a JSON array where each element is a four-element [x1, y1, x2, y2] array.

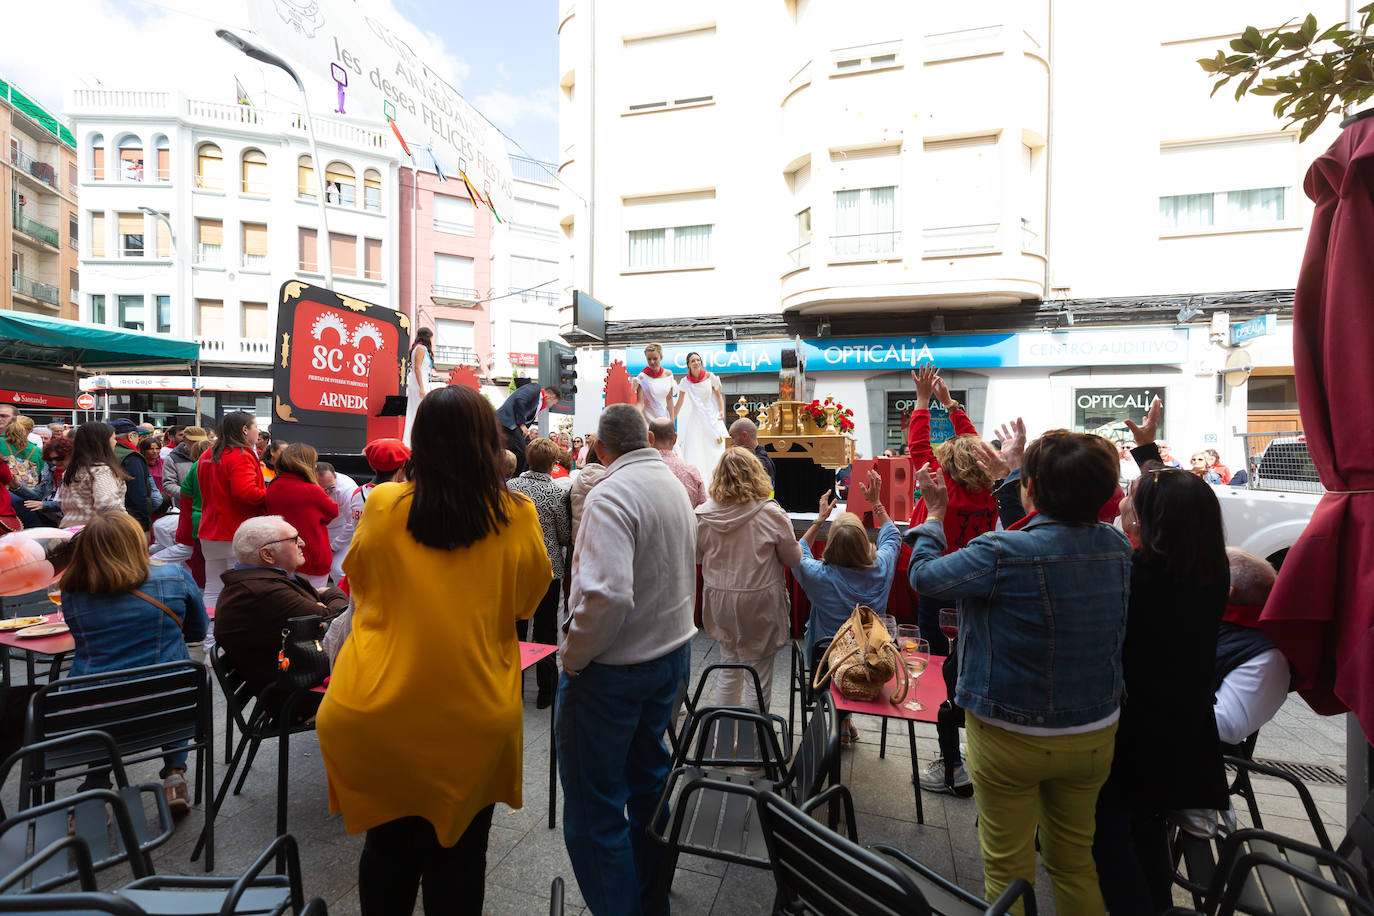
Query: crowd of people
[[0, 347, 1293, 915]]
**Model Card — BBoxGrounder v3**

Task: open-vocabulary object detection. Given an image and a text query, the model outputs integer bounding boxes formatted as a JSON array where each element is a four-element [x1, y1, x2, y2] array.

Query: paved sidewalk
[[8, 632, 1352, 915]]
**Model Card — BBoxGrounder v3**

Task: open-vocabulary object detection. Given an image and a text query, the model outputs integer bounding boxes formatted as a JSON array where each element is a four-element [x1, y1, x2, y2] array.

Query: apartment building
[[557, 0, 1340, 464]]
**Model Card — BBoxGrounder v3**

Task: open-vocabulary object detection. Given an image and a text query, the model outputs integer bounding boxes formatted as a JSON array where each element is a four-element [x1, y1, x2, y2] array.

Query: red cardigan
[[907, 408, 999, 554], [197, 447, 267, 542], [264, 471, 339, 576]]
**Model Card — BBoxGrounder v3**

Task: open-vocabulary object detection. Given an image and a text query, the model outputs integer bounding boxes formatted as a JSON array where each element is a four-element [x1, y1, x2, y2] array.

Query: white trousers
[[149, 514, 191, 563], [714, 650, 775, 713]]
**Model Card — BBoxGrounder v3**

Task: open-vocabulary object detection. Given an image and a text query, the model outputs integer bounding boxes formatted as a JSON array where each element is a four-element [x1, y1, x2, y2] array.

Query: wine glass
[[939, 608, 959, 649], [879, 615, 898, 640], [46, 582, 61, 613], [895, 625, 926, 711]]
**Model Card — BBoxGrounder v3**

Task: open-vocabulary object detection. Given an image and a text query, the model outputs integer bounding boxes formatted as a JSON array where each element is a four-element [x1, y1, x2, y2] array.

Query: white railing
[[70, 89, 173, 111], [830, 230, 900, 260], [195, 336, 272, 363], [194, 243, 222, 266], [241, 252, 268, 270], [922, 223, 999, 256], [787, 241, 811, 270]]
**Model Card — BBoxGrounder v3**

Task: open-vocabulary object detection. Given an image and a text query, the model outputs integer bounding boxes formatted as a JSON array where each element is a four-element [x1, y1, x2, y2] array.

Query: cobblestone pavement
[[10, 632, 1353, 915]]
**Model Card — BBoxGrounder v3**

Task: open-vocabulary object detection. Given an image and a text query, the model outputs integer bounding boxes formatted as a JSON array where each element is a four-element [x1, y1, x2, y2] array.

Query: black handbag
[[275, 615, 330, 693]]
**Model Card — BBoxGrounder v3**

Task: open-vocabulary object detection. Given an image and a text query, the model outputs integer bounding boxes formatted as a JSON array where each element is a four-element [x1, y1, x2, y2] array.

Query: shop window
[[1247, 375, 1299, 411], [1072, 388, 1166, 442]]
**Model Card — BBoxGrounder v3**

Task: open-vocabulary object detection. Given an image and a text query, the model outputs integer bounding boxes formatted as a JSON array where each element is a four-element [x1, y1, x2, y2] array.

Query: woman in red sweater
[[264, 442, 339, 588], [197, 411, 267, 609]]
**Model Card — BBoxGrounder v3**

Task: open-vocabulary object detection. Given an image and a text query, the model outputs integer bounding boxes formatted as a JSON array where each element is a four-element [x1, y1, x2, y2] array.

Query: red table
[[520, 641, 560, 829], [829, 655, 949, 824], [0, 613, 74, 684]]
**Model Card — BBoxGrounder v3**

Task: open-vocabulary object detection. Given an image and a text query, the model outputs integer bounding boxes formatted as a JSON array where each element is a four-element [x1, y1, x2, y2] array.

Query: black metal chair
[[788, 637, 832, 737], [672, 663, 777, 771], [24, 661, 214, 870], [1211, 850, 1374, 915], [0, 733, 172, 892], [191, 645, 319, 867], [665, 676, 694, 761], [648, 689, 840, 910], [755, 785, 1037, 915], [549, 876, 564, 916]]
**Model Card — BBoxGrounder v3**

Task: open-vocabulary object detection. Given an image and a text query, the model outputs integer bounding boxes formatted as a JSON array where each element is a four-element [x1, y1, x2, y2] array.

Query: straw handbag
[[812, 605, 910, 705]]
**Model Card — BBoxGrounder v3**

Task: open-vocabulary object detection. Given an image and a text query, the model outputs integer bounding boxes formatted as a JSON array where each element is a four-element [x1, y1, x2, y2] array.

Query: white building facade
[[557, 0, 1337, 469], [490, 155, 563, 383], [68, 88, 399, 426]]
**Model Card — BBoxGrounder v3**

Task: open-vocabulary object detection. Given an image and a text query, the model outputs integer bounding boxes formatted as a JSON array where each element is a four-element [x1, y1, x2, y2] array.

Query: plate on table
[[0, 617, 47, 631], [15, 623, 68, 639]]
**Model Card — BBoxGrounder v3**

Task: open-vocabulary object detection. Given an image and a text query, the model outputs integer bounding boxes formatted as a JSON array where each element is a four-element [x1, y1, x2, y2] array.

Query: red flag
[[388, 118, 412, 156]]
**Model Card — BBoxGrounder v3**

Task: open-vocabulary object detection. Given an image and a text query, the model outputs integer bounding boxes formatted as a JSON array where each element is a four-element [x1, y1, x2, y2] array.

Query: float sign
[[272, 281, 410, 453]]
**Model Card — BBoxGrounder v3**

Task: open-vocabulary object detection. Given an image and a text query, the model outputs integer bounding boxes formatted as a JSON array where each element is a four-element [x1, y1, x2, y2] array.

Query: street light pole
[[138, 205, 199, 420], [216, 29, 333, 286]]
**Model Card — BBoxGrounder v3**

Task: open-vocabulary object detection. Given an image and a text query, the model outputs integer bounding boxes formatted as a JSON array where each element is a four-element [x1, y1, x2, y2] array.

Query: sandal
[[839, 719, 861, 747]]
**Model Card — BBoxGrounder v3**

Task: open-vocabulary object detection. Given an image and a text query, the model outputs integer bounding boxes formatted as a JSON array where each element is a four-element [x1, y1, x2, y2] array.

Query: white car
[[1215, 436, 1322, 571]]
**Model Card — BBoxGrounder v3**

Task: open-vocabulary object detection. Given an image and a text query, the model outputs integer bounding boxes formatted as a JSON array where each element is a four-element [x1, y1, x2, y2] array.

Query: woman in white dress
[[672, 351, 728, 482], [403, 327, 434, 446], [632, 342, 676, 423]]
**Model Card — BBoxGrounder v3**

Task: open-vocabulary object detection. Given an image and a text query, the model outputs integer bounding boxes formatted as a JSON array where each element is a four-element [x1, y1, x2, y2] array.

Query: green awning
[[0, 312, 199, 370], [0, 77, 76, 151]]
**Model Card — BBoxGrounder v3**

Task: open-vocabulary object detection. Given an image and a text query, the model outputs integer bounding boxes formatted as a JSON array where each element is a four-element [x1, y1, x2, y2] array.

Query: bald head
[[1227, 548, 1277, 607], [647, 417, 677, 450], [729, 418, 758, 449]]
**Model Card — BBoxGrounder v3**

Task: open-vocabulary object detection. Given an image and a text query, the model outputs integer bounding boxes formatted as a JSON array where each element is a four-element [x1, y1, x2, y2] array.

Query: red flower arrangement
[[800, 398, 856, 433]]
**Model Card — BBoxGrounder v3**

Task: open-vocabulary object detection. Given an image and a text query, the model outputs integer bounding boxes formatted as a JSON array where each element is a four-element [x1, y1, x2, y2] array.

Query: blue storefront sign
[[623, 328, 1190, 375], [1229, 314, 1276, 346]]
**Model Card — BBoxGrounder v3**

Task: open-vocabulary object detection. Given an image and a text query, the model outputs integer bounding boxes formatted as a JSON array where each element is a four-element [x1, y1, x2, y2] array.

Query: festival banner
[[246, 0, 514, 216]]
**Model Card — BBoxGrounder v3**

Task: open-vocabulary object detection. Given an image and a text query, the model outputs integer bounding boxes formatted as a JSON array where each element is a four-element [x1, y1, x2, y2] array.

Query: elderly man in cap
[[111, 418, 154, 531]]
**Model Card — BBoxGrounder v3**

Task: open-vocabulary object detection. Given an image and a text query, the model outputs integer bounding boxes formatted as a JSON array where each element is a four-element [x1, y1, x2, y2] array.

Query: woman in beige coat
[[696, 447, 803, 711]]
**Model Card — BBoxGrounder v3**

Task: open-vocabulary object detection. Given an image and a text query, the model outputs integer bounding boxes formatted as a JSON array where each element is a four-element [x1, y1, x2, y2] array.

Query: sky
[[4, 0, 559, 162]]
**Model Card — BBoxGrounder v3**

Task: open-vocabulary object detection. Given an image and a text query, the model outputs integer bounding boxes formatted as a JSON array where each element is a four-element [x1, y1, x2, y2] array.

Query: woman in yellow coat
[[317, 384, 552, 915]]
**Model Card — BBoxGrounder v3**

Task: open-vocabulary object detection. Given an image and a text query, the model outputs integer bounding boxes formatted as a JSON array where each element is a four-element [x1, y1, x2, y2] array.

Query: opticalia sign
[[624, 328, 1191, 375]]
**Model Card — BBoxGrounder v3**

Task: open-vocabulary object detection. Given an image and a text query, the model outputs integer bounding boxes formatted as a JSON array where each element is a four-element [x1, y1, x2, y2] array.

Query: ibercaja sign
[[271, 281, 410, 453]]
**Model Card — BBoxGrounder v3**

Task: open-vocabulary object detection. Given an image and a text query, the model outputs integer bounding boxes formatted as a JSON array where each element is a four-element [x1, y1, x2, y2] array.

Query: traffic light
[[538, 339, 578, 402]]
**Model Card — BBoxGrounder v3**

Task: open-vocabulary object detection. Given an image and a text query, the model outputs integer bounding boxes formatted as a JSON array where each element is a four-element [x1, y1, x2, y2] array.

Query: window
[[623, 191, 716, 269], [69, 269, 79, 305], [1074, 388, 1165, 438], [433, 193, 475, 234], [830, 40, 903, 76], [196, 219, 223, 265], [118, 213, 144, 257], [364, 168, 382, 211], [90, 293, 105, 324], [1159, 137, 1295, 233], [299, 227, 318, 272], [325, 161, 355, 206], [364, 238, 382, 280], [154, 135, 169, 181], [68, 214, 78, 251], [622, 27, 715, 112], [509, 255, 558, 301], [89, 133, 104, 181], [832, 188, 896, 258], [330, 232, 357, 276], [242, 223, 268, 269], [513, 197, 558, 232], [922, 135, 1001, 255], [67, 162, 78, 191], [510, 320, 558, 354], [153, 214, 170, 258], [241, 149, 268, 195], [117, 135, 143, 182], [1248, 374, 1299, 411], [196, 143, 222, 190], [118, 294, 144, 331], [791, 208, 811, 269], [91, 212, 105, 257], [433, 253, 475, 299], [297, 155, 315, 199], [434, 318, 476, 363], [156, 294, 171, 334], [242, 301, 269, 339], [196, 299, 224, 337]]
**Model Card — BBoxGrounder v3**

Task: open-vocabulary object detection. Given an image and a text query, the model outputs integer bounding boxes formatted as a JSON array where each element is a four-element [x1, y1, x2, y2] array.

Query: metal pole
[[294, 77, 334, 286]]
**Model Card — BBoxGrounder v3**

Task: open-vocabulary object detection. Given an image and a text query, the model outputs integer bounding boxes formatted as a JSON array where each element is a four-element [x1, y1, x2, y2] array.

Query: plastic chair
[[755, 785, 1037, 916], [787, 637, 832, 737], [0, 733, 172, 891], [191, 645, 319, 866], [24, 661, 214, 870], [648, 690, 840, 909]]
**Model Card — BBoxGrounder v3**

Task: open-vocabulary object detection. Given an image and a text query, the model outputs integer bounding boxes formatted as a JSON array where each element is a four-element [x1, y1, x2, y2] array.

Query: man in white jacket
[[558, 404, 696, 916]]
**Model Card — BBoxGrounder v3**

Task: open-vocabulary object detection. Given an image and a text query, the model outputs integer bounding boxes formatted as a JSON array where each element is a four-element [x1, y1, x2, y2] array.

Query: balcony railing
[[68, 236, 78, 251], [12, 210, 59, 247], [69, 287, 79, 305], [922, 223, 999, 257], [9, 147, 56, 188], [241, 252, 268, 270], [194, 243, 223, 266], [194, 173, 224, 191], [431, 284, 479, 304], [195, 336, 272, 363], [830, 230, 899, 260], [11, 272, 59, 306], [787, 241, 811, 270], [433, 344, 478, 365], [510, 155, 558, 184], [507, 287, 557, 305]]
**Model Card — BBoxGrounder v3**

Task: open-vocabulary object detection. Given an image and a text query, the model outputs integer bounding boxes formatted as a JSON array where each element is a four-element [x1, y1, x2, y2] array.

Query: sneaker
[[917, 757, 973, 797], [163, 772, 190, 817]]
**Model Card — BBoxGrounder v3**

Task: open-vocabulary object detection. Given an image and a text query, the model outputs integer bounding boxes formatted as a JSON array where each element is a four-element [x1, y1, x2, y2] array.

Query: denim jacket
[[63, 562, 210, 678], [907, 514, 1132, 729]]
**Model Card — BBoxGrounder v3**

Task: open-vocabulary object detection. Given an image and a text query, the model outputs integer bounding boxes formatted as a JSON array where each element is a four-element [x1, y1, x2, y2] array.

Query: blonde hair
[[823, 513, 876, 569], [3, 415, 33, 451], [501, 449, 518, 478], [709, 447, 773, 504], [60, 512, 150, 594], [276, 442, 319, 484], [644, 342, 663, 358], [934, 435, 995, 493]]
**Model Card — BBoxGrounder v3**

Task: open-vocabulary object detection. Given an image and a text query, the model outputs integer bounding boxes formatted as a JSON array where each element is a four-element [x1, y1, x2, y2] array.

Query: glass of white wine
[[895, 625, 927, 711]]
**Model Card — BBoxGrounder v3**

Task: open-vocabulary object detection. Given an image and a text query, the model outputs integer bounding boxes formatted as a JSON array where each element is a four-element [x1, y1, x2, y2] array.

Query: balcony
[[11, 210, 59, 247], [9, 147, 56, 189], [11, 272, 59, 307], [830, 230, 900, 262], [433, 344, 478, 366], [194, 243, 223, 267], [195, 336, 272, 363], [510, 155, 558, 185], [431, 284, 479, 307], [922, 223, 1000, 257], [786, 241, 811, 272], [507, 287, 557, 305]]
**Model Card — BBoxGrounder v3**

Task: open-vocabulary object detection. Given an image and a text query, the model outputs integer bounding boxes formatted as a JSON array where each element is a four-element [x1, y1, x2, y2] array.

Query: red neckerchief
[[540, 390, 557, 410], [1223, 603, 1265, 629], [687, 369, 707, 384], [642, 366, 666, 379], [1008, 510, 1038, 531]]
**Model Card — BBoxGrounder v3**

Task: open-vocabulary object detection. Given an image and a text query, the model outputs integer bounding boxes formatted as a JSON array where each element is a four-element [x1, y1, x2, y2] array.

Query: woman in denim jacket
[[908, 431, 1131, 916], [61, 512, 209, 815]]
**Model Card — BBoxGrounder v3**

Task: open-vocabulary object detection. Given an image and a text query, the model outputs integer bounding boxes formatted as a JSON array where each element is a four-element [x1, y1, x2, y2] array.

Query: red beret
[[363, 438, 410, 472]]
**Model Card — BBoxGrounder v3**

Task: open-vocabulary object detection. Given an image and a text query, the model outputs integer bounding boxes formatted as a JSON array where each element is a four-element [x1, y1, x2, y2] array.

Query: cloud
[[473, 87, 558, 130]]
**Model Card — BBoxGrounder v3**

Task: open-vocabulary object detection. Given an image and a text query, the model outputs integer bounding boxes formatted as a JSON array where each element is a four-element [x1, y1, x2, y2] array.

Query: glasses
[[260, 533, 303, 551]]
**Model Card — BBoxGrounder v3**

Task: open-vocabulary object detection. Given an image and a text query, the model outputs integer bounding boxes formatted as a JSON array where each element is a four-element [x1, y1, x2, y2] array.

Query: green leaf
[[1210, 75, 1235, 97], [1278, 31, 1308, 50], [1301, 14, 1318, 43], [1318, 24, 1347, 41], [1250, 84, 1283, 96], [1243, 25, 1263, 48], [1230, 37, 1252, 52]]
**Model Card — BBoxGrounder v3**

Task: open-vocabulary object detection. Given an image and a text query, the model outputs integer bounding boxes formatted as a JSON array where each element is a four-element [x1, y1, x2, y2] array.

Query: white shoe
[[918, 757, 973, 796]]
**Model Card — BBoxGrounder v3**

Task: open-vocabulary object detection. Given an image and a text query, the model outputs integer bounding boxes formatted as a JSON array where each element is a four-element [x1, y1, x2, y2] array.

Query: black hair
[[1133, 468, 1229, 587], [413, 327, 434, 355], [67, 422, 130, 486], [213, 411, 257, 462]]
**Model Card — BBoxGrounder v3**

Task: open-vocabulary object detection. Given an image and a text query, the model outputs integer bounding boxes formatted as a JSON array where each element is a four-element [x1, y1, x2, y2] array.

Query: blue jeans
[[556, 643, 690, 916]]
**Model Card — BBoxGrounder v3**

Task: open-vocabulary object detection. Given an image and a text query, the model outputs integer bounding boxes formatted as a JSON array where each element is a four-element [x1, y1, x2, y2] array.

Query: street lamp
[[216, 28, 333, 285], [138, 205, 200, 420]]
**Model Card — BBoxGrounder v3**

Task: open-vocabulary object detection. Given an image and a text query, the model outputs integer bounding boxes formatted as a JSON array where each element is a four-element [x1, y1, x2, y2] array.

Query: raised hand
[[1123, 396, 1162, 447], [933, 375, 955, 408], [915, 462, 949, 520], [859, 468, 883, 506], [996, 417, 1027, 472], [911, 364, 939, 405], [817, 490, 838, 522]]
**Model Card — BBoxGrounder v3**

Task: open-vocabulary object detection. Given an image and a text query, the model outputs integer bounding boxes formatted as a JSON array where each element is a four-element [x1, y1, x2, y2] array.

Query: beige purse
[[812, 605, 910, 705]]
